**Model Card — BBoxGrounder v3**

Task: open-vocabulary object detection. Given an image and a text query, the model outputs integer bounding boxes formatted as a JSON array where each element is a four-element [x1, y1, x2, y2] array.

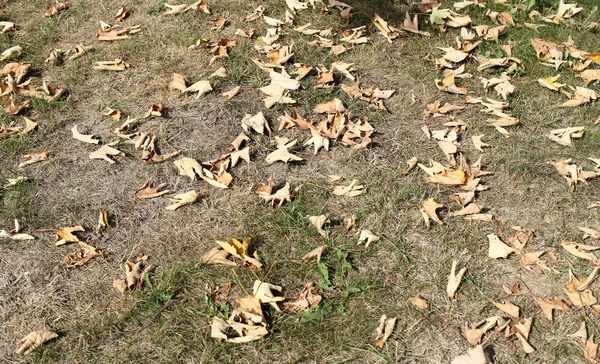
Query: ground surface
[[1, 0, 600, 363]]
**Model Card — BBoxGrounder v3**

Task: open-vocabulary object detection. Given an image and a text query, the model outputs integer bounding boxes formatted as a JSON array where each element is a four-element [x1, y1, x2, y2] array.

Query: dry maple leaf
[[114, 259, 152, 293], [333, 179, 365, 197], [133, 180, 170, 199], [15, 330, 58, 355], [314, 98, 346, 114], [182, 80, 212, 98], [409, 295, 428, 309], [535, 297, 570, 323], [202, 247, 237, 266], [256, 181, 292, 207], [567, 268, 599, 292], [174, 157, 202, 180], [548, 127, 585, 146], [577, 69, 600, 86], [297, 245, 327, 264], [62, 241, 103, 267], [97, 211, 108, 233], [241, 112, 270, 134], [284, 283, 322, 313], [451, 344, 488, 364], [447, 260, 466, 298], [17, 151, 47, 168], [308, 215, 329, 237], [0, 45, 22, 61], [71, 125, 99, 144], [265, 141, 303, 164], [144, 104, 164, 118], [357, 230, 379, 248], [0, 21, 16, 34], [89, 144, 124, 164], [564, 288, 598, 307], [538, 75, 565, 91], [493, 300, 520, 318], [419, 198, 443, 227], [44, 2, 68, 17], [561, 241, 600, 264], [5, 95, 30, 115], [166, 190, 199, 210], [0, 219, 34, 241], [170, 73, 189, 91], [253, 280, 284, 311], [374, 315, 397, 348], [55, 225, 84, 246], [488, 233, 518, 259], [221, 85, 241, 99], [94, 59, 131, 71], [436, 72, 468, 95], [464, 316, 500, 345], [115, 5, 129, 21]]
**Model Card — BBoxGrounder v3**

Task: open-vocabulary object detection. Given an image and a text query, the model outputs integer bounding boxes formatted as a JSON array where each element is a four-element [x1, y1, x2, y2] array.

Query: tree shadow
[[344, 0, 410, 28]]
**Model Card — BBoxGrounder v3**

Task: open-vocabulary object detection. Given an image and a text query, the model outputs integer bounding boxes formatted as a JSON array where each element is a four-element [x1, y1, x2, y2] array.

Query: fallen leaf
[[221, 85, 241, 99], [133, 180, 170, 199], [62, 241, 103, 267], [71, 125, 99, 144], [538, 75, 565, 91], [465, 317, 500, 345], [564, 288, 598, 307], [202, 247, 237, 266], [451, 344, 487, 364], [93, 59, 131, 71], [333, 179, 365, 197], [314, 98, 346, 114], [265, 141, 303, 164], [97, 211, 108, 233], [357, 230, 379, 248], [115, 5, 129, 21], [419, 198, 443, 227], [242, 112, 270, 134], [374, 315, 397, 348], [253, 280, 284, 311], [15, 330, 58, 355], [297, 245, 327, 264], [409, 295, 428, 309], [548, 127, 585, 146], [166, 190, 199, 210], [89, 144, 124, 164], [308, 215, 329, 236], [284, 283, 322, 312], [472, 135, 489, 152], [55, 226, 84, 246], [561, 241, 600, 264], [182, 80, 212, 98], [493, 300, 520, 318], [256, 181, 292, 207], [488, 233, 519, 259], [447, 260, 466, 298], [18, 151, 47, 168], [535, 297, 570, 322], [144, 104, 164, 118]]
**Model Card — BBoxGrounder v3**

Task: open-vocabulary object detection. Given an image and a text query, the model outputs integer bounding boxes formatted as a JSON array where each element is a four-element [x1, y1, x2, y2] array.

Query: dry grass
[[1, 0, 600, 363]]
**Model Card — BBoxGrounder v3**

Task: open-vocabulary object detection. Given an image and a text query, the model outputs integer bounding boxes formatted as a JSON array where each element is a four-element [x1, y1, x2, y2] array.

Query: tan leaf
[[94, 59, 131, 71], [166, 190, 199, 210], [115, 5, 129, 21], [297, 245, 327, 264], [62, 241, 103, 267], [465, 317, 500, 345], [576, 69, 600, 86], [561, 241, 600, 264], [374, 315, 397, 348], [253, 280, 284, 311], [585, 335, 599, 362], [71, 125, 99, 144], [419, 198, 443, 227], [133, 180, 169, 199], [221, 85, 241, 99], [97, 211, 108, 233], [202, 247, 237, 266], [265, 141, 303, 164], [567, 268, 599, 292], [409, 295, 428, 309], [564, 288, 598, 307], [493, 300, 520, 318], [144, 103, 164, 118], [343, 214, 356, 230], [17, 151, 47, 168], [535, 297, 570, 322], [89, 144, 124, 164], [357, 230, 379, 248], [538, 75, 565, 91], [448, 203, 483, 217], [15, 330, 58, 355], [548, 127, 585, 146], [333, 179, 365, 197], [451, 344, 487, 364], [55, 226, 84, 246], [181, 80, 212, 98], [471, 135, 489, 152], [170, 73, 189, 91], [0, 45, 22, 61], [284, 283, 322, 313], [488, 233, 519, 259], [174, 157, 203, 180], [447, 260, 466, 298], [314, 98, 346, 114], [308, 215, 329, 236], [241, 112, 270, 134], [256, 181, 292, 207], [519, 251, 545, 267]]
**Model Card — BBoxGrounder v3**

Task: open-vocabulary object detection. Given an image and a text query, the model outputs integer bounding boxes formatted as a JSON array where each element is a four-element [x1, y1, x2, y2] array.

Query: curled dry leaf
[[0, 219, 34, 240], [182, 80, 212, 98], [333, 179, 365, 197], [451, 344, 488, 364], [113, 259, 152, 293], [221, 85, 241, 99], [89, 144, 124, 164], [548, 127, 585, 146], [62, 241, 103, 267], [265, 141, 303, 164], [409, 295, 428, 309], [15, 330, 58, 355], [170, 73, 188, 91], [374, 315, 397, 349], [71, 125, 99, 144], [55, 226, 84, 246], [284, 283, 322, 313], [242, 112, 270, 134], [115, 5, 129, 21], [419, 198, 443, 227], [357, 230, 379, 248], [447, 260, 466, 298], [538, 75, 565, 91], [535, 297, 570, 322], [97, 211, 108, 233], [166, 190, 199, 210], [493, 300, 520, 318], [488, 233, 519, 259], [133, 180, 170, 199], [308, 215, 329, 236], [296, 245, 327, 264], [253, 280, 284, 311], [144, 103, 164, 118], [18, 151, 47, 168], [202, 246, 237, 266], [0, 45, 22, 61], [94, 59, 131, 71], [561, 241, 600, 264], [44, 2, 68, 17], [256, 181, 292, 207]]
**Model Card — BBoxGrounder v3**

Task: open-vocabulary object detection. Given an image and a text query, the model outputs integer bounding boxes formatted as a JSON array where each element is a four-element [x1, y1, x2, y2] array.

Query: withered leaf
[[166, 190, 199, 210], [447, 260, 466, 298], [374, 315, 397, 349], [419, 198, 443, 227], [71, 125, 99, 144], [89, 144, 124, 164], [18, 151, 47, 168], [133, 180, 170, 199], [55, 226, 84, 246], [15, 330, 58, 355], [488, 233, 519, 259]]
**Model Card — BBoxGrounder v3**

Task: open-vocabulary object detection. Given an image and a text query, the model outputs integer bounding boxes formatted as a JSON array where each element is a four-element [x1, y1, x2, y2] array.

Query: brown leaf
[[374, 315, 397, 348], [133, 180, 170, 199], [55, 226, 84, 246], [115, 5, 129, 21], [15, 330, 58, 355], [447, 260, 466, 298], [493, 300, 520, 318], [535, 297, 570, 322], [166, 190, 199, 210], [488, 233, 518, 259], [89, 144, 124, 164], [419, 198, 443, 227], [451, 344, 487, 364], [71, 125, 99, 144], [284, 283, 322, 313], [202, 247, 237, 266], [296, 245, 327, 264], [409, 295, 428, 309], [17, 151, 47, 168]]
